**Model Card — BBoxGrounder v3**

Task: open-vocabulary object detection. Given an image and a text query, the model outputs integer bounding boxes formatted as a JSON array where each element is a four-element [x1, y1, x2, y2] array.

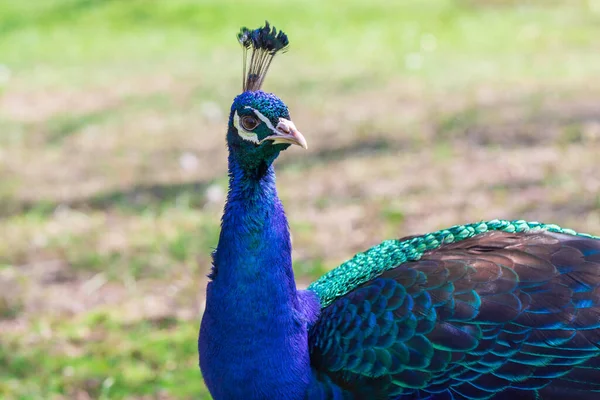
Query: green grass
[[1, 0, 600, 399], [2, 0, 600, 91], [0, 313, 207, 399]]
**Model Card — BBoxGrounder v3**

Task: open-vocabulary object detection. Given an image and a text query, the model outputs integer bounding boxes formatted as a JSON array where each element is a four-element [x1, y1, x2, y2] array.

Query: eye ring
[[241, 115, 260, 131]]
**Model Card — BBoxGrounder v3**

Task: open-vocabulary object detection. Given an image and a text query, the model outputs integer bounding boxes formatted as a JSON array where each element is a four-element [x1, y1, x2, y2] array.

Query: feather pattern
[[307, 230, 600, 399]]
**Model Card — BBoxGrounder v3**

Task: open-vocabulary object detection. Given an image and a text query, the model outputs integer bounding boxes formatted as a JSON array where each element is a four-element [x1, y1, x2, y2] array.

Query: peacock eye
[[241, 115, 260, 131]]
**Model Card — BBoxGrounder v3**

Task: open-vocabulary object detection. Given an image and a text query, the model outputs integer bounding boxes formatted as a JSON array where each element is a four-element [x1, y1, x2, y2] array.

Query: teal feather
[[308, 228, 600, 398], [308, 219, 599, 308]]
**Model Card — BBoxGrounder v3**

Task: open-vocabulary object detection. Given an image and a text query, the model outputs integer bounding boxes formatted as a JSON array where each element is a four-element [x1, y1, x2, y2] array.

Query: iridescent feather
[[307, 227, 600, 399]]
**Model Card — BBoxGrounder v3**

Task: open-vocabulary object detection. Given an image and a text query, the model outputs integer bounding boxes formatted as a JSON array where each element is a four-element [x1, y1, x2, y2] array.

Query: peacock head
[[227, 22, 307, 172]]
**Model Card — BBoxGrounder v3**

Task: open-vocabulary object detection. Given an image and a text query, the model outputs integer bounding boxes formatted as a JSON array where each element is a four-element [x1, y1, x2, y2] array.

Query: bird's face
[[227, 91, 307, 171]]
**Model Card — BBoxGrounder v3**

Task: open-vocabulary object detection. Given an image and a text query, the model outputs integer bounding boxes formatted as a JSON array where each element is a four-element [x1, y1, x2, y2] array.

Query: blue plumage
[[199, 88, 319, 399], [308, 232, 600, 399], [198, 22, 600, 399]]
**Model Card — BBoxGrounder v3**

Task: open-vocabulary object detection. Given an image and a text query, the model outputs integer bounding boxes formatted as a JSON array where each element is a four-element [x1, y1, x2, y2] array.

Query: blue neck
[[210, 153, 296, 292], [199, 153, 312, 400]]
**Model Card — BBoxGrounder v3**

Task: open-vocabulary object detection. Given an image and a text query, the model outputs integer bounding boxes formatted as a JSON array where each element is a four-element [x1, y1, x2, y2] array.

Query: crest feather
[[237, 21, 289, 92]]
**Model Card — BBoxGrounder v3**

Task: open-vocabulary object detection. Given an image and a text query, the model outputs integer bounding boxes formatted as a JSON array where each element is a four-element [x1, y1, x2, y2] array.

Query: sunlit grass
[[0, 312, 208, 399]]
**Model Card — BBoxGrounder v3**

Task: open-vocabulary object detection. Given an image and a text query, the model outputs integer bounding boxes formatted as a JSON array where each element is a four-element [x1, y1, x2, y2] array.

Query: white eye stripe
[[233, 111, 260, 144], [243, 106, 278, 134]]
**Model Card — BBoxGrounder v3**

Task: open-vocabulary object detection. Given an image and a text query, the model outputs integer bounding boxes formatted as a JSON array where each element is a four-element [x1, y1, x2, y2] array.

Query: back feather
[[308, 229, 600, 399]]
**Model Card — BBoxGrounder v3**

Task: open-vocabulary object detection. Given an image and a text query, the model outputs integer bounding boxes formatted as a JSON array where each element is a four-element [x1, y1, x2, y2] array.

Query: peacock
[[198, 22, 600, 400]]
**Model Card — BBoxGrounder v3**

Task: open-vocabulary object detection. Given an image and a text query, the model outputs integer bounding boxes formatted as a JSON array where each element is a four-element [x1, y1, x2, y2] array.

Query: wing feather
[[308, 231, 600, 398]]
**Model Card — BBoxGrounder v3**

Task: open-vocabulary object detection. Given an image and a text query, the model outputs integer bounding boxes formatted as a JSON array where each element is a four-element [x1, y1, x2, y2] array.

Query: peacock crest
[[238, 21, 289, 92]]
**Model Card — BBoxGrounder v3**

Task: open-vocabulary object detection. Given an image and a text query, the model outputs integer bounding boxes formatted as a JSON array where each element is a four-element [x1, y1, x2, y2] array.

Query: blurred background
[[1, 0, 599, 398]]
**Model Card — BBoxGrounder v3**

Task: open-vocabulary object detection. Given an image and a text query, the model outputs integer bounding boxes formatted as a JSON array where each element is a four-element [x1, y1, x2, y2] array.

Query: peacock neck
[[211, 152, 296, 295], [200, 152, 314, 400]]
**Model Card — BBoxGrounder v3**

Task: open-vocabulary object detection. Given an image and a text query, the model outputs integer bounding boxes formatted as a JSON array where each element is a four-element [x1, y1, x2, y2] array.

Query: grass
[[1, 0, 600, 398], [0, 314, 206, 399]]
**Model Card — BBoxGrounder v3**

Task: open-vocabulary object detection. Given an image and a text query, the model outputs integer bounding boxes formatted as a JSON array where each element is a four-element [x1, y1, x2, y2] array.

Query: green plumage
[[307, 224, 600, 398], [308, 219, 599, 308]]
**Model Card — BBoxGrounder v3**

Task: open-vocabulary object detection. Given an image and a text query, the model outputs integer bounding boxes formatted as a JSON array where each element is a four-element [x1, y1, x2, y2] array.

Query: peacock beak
[[262, 118, 308, 149]]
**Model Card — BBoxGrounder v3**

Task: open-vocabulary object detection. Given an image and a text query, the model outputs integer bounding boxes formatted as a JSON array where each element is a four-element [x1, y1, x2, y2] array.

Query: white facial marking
[[233, 110, 260, 144], [244, 106, 278, 134]]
